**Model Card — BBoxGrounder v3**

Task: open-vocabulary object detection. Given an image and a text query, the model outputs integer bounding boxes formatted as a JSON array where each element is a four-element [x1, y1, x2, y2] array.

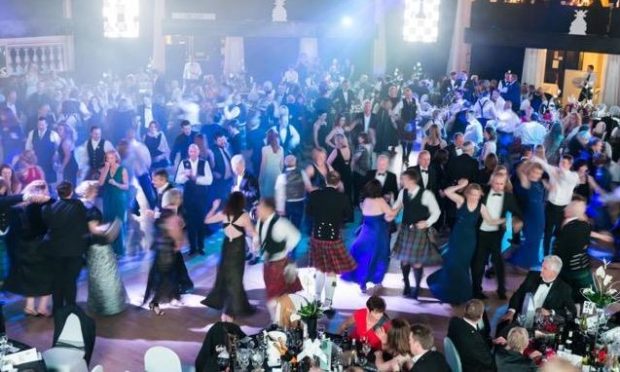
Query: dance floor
[[6, 216, 604, 371]]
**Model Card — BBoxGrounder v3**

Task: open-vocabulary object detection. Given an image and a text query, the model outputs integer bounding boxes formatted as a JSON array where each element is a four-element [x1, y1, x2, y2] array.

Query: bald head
[[564, 200, 586, 220]]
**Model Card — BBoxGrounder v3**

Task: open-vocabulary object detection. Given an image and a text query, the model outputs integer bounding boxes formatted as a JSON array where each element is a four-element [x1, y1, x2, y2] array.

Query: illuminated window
[[103, 0, 140, 38], [403, 0, 441, 43]]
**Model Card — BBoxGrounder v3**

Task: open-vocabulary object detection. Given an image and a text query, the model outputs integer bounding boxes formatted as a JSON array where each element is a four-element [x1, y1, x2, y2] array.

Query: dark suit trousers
[[184, 188, 208, 253], [544, 202, 565, 256], [51, 256, 84, 312], [472, 230, 505, 295]]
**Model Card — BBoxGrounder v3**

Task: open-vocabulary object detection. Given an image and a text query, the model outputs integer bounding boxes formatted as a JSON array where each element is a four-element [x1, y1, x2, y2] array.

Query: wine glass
[[251, 347, 264, 372]]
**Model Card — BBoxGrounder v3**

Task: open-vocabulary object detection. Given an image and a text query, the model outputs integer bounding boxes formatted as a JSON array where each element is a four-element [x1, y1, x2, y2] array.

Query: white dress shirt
[[363, 113, 371, 133], [481, 192, 504, 232], [393, 187, 441, 227], [515, 121, 547, 146], [533, 157, 579, 207], [375, 172, 387, 186], [272, 125, 300, 150], [25, 129, 61, 150], [143, 106, 154, 128], [464, 119, 484, 145], [174, 158, 213, 186], [532, 281, 552, 310], [419, 168, 429, 188], [257, 213, 301, 262]]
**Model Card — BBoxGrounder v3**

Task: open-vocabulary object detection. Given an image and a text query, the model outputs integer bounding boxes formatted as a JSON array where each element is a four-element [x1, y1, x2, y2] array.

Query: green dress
[[103, 166, 128, 256]]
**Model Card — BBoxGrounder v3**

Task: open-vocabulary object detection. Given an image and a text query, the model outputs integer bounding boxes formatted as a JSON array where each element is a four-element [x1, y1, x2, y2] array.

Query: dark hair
[[484, 126, 496, 141], [223, 191, 246, 217], [572, 159, 588, 171], [259, 197, 277, 211], [484, 153, 498, 171], [402, 169, 420, 184], [434, 148, 449, 165], [214, 130, 227, 140], [326, 170, 341, 186], [572, 194, 587, 202], [153, 168, 169, 181], [387, 318, 411, 356], [37, 116, 47, 122], [366, 295, 386, 313], [180, 120, 191, 127], [0, 179, 8, 196], [358, 132, 370, 144], [464, 299, 484, 321], [410, 324, 434, 350], [90, 126, 100, 132], [361, 179, 383, 200], [56, 181, 74, 199]]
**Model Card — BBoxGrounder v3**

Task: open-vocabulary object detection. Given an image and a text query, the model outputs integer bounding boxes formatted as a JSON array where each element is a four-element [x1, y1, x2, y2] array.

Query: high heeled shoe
[[149, 303, 165, 316], [23, 308, 38, 317]]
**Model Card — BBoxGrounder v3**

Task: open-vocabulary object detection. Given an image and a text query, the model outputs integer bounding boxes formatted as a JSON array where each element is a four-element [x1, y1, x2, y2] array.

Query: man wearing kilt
[[254, 198, 303, 323], [392, 169, 441, 299], [306, 171, 355, 312]]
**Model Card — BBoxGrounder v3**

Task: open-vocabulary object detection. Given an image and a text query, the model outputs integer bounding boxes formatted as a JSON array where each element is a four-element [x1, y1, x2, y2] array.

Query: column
[[372, 0, 387, 76], [446, 0, 473, 73], [521, 48, 547, 87], [603, 54, 620, 106], [299, 37, 318, 62], [223, 37, 245, 76], [152, 0, 166, 72]]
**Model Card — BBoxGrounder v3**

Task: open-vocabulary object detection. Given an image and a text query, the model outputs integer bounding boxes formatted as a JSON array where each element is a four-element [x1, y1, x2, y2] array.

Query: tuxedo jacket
[[494, 348, 537, 372], [480, 185, 523, 224], [409, 165, 438, 195], [365, 170, 398, 199], [447, 317, 495, 372], [331, 88, 355, 113], [445, 143, 460, 161], [410, 350, 450, 372], [508, 271, 576, 318], [236, 172, 260, 207], [351, 112, 378, 140], [42, 198, 89, 257], [446, 154, 479, 186]]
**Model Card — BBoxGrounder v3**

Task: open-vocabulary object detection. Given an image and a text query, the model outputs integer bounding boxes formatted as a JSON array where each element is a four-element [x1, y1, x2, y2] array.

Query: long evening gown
[[201, 215, 254, 317], [427, 202, 481, 305], [143, 230, 182, 306], [85, 204, 127, 315], [331, 149, 353, 220], [341, 214, 390, 289], [103, 166, 129, 256], [509, 181, 545, 270], [4, 203, 53, 297]]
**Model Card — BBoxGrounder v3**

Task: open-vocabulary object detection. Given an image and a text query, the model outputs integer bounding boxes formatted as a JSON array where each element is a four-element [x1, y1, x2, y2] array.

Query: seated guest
[[494, 327, 537, 372], [408, 324, 450, 372], [447, 299, 495, 372], [337, 295, 391, 351], [374, 318, 412, 372], [272, 293, 311, 329], [539, 358, 579, 372], [500, 255, 576, 332], [555, 198, 613, 302]]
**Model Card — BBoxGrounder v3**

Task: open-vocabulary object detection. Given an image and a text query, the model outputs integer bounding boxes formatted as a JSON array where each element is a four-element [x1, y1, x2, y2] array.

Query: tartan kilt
[[392, 225, 438, 265], [263, 258, 303, 299], [309, 237, 357, 274]]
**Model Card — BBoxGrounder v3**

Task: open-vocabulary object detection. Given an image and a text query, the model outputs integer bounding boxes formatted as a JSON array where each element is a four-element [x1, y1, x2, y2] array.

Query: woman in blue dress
[[98, 150, 129, 256], [508, 161, 546, 270], [427, 180, 504, 305], [341, 180, 395, 293]]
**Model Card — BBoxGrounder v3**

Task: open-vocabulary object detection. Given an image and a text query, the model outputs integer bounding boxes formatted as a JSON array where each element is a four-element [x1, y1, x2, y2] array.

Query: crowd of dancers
[[0, 57, 617, 336]]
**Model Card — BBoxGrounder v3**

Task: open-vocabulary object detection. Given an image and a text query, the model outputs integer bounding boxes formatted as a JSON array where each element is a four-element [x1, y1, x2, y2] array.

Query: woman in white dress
[[259, 129, 284, 198]]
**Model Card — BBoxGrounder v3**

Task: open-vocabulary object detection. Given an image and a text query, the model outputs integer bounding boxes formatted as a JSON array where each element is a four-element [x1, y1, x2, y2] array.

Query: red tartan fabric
[[263, 258, 303, 299], [309, 237, 357, 274]]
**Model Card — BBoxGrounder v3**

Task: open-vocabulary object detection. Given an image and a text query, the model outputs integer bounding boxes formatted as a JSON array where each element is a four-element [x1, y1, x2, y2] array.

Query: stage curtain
[[446, 0, 472, 73], [521, 48, 547, 87], [223, 36, 245, 76], [603, 54, 620, 106], [299, 38, 318, 63]]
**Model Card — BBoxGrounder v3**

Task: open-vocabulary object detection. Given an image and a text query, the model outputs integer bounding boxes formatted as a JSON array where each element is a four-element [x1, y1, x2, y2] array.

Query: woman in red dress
[[337, 296, 391, 350]]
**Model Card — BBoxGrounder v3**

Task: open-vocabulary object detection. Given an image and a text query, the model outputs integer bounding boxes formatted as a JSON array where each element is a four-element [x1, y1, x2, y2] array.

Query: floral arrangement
[[297, 300, 322, 319], [581, 261, 620, 308]]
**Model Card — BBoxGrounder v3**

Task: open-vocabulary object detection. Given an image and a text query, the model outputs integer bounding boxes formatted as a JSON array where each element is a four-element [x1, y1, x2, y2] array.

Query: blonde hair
[[507, 327, 529, 352], [105, 150, 121, 163], [162, 188, 182, 209], [274, 295, 301, 329]]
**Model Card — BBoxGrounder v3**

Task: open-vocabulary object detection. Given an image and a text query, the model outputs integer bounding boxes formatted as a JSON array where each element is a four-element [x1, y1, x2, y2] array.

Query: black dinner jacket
[[494, 347, 537, 372], [446, 153, 479, 186], [410, 350, 450, 372], [237, 172, 260, 207], [508, 271, 576, 318], [365, 170, 398, 199], [447, 317, 496, 372], [409, 164, 438, 195], [445, 143, 460, 161], [306, 187, 351, 227], [351, 111, 378, 140], [331, 88, 355, 113], [42, 198, 89, 257], [480, 186, 523, 226]]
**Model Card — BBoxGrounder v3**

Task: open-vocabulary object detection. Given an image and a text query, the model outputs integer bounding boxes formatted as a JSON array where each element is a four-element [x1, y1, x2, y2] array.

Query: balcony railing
[[0, 35, 74, 76]]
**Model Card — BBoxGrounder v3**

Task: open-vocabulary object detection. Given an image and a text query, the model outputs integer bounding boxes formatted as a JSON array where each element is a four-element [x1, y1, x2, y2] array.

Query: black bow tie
[[420, 169, 428, 173], [540, 280, 553, 287], [492, 193, 502, 197], [377, 173, 386, 177]]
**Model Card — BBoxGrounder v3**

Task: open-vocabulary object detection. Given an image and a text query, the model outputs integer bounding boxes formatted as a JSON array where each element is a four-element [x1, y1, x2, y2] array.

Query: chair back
[[58, 314, 85, 349], [91, 365, 104, 372], [145, 346, 182, 372], [443, 337, 463, 372]]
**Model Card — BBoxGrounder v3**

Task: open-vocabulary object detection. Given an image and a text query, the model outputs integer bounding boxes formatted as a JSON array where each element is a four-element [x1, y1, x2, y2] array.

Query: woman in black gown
[[201, 192, 256, 322], [4, 181, 53, 316], [328, 133, 353, 218], [143, 209, 185, 315]]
